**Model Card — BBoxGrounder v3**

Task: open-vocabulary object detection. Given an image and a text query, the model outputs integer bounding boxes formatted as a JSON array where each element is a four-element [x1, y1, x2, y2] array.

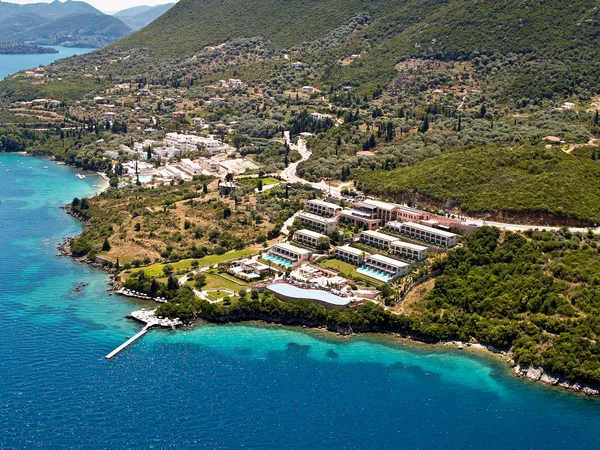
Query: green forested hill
[[113, 0, 370, 55], [112, 0, 600, 91], [116, 0, 600, 55], [357, 146, 600, 225]]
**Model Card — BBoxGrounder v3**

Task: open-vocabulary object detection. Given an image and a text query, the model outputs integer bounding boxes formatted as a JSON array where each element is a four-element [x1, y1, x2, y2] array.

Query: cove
[[0, 152, 599, 449], [0, 46, 95, 80]]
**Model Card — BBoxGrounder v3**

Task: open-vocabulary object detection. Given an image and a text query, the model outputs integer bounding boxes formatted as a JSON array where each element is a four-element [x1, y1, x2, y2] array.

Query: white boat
[[5, 169, 11, 172], [43, 166, 48, 169], [76, 173, 87, 180]]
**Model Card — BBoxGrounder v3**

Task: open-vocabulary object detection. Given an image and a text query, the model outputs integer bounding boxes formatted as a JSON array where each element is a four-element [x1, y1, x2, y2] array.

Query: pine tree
[[102, 238, 111, 252], [420, 116, 429, 133]]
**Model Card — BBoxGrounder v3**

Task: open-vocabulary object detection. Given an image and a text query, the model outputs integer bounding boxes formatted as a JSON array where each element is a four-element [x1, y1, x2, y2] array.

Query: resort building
[[359, 230, 400, 250], [387, 221, 458, 247], [362, 199, 430, 225], [342, 199, 431, 230], [363, 254, 409, 280], [334, 245, 366, 266], [198, 157, 221, 173], [164, 133, 226, 154], [297, 212, 338, 234], [267, 242, 313, 266], [179, 158, 203, 176], [293, 229, 330, 249], [306, 199, 342, 217], [228, 258, 271, 281], [340, 202, 381, 230], [390, 241, 429, 261]]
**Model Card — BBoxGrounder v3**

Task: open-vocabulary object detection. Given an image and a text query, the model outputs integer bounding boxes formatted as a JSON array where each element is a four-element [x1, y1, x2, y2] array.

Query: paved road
[[278, 132, 599, 233], [280, 131, 352, 197], [463, 217, 599, 234]]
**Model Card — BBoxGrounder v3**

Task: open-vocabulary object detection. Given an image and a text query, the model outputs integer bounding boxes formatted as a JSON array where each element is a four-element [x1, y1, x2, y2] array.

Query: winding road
[[280, 131, 353, 198], [278, 131, 600, 234]]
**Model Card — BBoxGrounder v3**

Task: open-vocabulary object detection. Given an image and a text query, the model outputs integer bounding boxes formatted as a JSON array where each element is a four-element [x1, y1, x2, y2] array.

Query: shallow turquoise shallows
[[0, 46, 95, 80], [0, 152, 599, 449]]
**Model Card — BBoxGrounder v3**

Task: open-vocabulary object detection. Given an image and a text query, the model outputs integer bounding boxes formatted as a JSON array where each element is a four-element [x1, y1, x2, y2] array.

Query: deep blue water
[[0, 46, 95, 80], [1, 152, 599, 449]]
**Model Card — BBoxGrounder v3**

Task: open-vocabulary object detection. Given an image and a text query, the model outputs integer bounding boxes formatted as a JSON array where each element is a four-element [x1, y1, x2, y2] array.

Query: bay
[[0, 152, 599, 449], [0, 46, 95, 80]]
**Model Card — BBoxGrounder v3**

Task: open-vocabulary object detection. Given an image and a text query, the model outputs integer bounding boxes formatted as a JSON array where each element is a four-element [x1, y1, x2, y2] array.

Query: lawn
[[316, 258, 382, 286], [132, 249, 257, 277], [240, 177, 280, 187], [203, 272, 250, 291]]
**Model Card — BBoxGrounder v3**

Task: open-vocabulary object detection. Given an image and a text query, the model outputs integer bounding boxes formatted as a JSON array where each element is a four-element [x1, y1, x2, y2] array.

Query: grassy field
[[133, 249, 257, 277], [203, 272, 250, 291], [240, 177, 280, 188], [316, 258, 382, 286]]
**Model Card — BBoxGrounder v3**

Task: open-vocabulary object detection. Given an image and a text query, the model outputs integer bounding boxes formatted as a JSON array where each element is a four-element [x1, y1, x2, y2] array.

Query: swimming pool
[[356, 267, 393, 282], [263, 253, 294, 267], [267, 283, 352, 308], [138, 175, 154, 183]]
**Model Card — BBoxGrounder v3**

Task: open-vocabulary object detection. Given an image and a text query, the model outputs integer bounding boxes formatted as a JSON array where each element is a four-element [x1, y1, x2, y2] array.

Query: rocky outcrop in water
[[513, 365, 599, 396]]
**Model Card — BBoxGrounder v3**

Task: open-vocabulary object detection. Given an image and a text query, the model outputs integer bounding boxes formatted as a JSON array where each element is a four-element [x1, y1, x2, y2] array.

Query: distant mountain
[[113, 3, 175, 31], [0, 0, 131, 47], [0, 0, 100, 19], [113, 5, 155, 18]]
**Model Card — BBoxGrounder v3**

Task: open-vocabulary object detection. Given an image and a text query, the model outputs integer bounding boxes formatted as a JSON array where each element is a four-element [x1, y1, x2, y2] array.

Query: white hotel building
[[297, 212, 338, 234], [334, 245, 365, 265], [305, 199, 342, 218], [359, 230, 429, 260], [164, 133, 226, 154], [269, 242, 312, 265], [364, 254, 409, 279], [390, 241, 428, 261], [387, 221, 458, 247], [359, 230, 400, 250], [293, 229, 329, 248]]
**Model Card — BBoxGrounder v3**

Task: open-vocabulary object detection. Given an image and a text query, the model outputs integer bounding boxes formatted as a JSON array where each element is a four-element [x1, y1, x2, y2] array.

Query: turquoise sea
[[0, 46, 95, 80], [0, 152, 599, 448]]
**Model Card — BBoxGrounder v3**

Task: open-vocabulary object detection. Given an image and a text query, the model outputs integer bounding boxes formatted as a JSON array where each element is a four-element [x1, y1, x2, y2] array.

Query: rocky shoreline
[[56, 203, 600, 398], [512, 364, 600, 396]]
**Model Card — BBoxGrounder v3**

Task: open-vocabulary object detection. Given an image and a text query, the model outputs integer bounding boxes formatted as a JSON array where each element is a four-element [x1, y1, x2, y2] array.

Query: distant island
[[0, 42, 58, 55]]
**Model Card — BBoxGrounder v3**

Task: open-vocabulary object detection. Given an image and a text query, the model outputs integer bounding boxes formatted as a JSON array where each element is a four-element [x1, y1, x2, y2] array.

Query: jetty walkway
[[105, 309, 182, 359]]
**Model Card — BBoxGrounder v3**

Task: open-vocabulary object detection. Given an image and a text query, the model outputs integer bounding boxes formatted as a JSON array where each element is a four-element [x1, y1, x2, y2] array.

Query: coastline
[[31, 151, 598, 398], [57, 207, 600, 398]]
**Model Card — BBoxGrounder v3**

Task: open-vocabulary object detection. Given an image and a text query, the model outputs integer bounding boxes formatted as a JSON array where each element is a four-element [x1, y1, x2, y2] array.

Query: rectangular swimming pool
[[263, 253, 293, 267], [356, 267, 393, 282]]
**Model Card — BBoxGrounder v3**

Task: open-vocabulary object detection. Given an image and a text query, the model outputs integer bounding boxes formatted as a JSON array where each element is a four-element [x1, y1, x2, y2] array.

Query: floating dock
[[105, 309, 182, 359], [105, 325, 150, 359]]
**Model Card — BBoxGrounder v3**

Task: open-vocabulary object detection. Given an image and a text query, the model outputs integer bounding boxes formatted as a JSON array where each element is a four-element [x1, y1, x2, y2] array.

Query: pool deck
[[266, 282, 362, 310]]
